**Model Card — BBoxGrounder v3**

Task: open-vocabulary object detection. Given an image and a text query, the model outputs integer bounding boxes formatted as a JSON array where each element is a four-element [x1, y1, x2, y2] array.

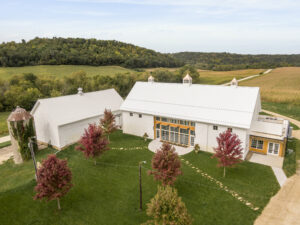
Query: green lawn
[[0, 112, 10, 137], [283, 138, 300, 177], [262, 102, 300, 123], [0, 131, 279, 225], [0, 65, 137, 80], [0, 141, 11, 149]]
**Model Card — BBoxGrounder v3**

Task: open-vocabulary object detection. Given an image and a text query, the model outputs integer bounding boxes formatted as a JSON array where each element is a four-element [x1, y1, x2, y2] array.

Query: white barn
[[120, 76, 289, 159], [31, 88, 123, 150]]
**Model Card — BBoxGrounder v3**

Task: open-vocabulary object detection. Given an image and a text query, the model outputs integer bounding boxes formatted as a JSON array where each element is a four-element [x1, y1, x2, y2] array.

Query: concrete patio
[[246, 152, 284, 168], [148, 139, 194, 155]]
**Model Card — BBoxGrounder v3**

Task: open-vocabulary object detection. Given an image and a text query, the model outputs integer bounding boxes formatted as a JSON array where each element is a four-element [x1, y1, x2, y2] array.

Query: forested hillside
[[172, 52, 300, 70], [0, 38, 183, 68]]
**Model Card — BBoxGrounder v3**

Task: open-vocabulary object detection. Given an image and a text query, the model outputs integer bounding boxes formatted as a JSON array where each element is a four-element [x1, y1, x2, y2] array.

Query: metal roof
[[31, 89, 123, 126], [120, 82, 260, 129]]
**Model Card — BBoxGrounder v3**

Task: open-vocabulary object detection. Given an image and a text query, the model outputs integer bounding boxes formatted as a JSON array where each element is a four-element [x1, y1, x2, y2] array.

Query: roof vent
[[231, 78, 238, 87], [148, 75, 155, 83], [78, 87, 83, 95], [183, 73, 192, 85]]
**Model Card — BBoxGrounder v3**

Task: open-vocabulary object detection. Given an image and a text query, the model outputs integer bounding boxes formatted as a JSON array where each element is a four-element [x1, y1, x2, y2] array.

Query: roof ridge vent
[[183, 73, 192, 86], [78, 87, 83, 95]]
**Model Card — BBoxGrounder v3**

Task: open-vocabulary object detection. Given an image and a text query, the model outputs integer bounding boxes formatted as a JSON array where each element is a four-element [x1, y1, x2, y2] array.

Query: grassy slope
[[198, 69, 265, 85], [0, 131, 279, 225], [262, 102, 300, 122], [283, 139, 300, 177], [0, 112, 9, 137], [0, 65, 136, 80]]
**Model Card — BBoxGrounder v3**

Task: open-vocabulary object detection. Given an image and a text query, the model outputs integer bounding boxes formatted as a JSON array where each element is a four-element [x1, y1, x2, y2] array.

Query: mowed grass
[[283, 138, 300, 177], [0, 112, 10, 137], [0, 65, 137, 80], [0, 131, 279, 225], [198, 69, 265, 85], [241, 67, 300, 105]]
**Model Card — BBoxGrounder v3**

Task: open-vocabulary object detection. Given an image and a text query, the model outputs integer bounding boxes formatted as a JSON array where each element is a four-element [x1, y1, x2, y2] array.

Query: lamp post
[[28, 136, 38, 181], [139, 160, 146, 211]]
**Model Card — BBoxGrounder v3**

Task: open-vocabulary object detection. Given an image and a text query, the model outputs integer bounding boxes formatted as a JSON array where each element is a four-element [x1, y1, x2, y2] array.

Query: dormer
[[183, 73, 192, 85]]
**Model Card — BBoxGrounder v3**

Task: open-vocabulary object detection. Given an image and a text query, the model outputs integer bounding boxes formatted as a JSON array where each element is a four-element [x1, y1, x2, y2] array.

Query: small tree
[[143, 132, 149, 142], [76, 123, 109, 165], [34, 154, 73, 210], [143, 185, 193, 225], [148, 142, 182, 186], [194, 144, 200, 154], [100, 109, 118, 141], [212, 130, 243, 177]]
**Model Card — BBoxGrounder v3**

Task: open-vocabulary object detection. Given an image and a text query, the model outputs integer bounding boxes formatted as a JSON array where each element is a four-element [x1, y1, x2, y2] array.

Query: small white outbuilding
[[31, 88, 123, 150]]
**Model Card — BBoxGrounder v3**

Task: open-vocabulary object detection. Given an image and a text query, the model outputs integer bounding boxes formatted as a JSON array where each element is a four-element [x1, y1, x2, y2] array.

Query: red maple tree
[[76, 123, 109, 165], [148, 142, 182, 186], [212, 130, 243, 177], [100, 109, 118, 141], [34, 154, 73, 210]]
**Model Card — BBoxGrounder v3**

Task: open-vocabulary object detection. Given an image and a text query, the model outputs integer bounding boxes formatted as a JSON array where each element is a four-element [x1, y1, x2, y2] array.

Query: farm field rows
[[0, 131, 279, 225], [0, 65, 137, 80]]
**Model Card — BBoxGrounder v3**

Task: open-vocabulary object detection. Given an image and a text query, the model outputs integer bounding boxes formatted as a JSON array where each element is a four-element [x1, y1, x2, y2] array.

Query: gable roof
[[120, 82, 260, 129], [31, 89, 123, 126]]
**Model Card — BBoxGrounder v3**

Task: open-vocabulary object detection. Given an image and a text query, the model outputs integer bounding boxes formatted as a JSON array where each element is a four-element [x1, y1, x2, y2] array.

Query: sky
[[1, 0, 300, 54]]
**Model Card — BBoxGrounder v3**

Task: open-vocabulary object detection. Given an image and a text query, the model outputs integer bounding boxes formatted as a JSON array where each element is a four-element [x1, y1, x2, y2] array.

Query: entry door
[[268, 142, 279, 155]]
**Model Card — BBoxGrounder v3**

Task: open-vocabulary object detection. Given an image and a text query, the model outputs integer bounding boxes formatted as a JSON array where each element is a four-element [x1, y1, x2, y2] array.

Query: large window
[[251, 139, 264, 150]]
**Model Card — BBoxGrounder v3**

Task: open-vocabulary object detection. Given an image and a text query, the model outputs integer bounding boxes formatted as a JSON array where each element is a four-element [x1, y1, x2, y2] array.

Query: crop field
[[240, 67, 300, 105], [197, 69, 265, 85], [0, 65, 136, 80]]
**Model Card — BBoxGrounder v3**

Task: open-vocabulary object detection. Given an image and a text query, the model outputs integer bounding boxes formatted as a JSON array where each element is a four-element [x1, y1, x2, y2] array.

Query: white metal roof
[[31, 89, 123, 126], [120, 82, 260, 129]]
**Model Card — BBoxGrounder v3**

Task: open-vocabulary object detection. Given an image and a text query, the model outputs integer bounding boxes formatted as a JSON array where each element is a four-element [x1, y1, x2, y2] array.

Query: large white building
[[120, 75, 290, 159], [32, 88, 123, 149]]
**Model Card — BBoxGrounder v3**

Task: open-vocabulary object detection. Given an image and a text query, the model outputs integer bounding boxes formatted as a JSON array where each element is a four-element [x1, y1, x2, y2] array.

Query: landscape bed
[[0, 131, 279, 225]]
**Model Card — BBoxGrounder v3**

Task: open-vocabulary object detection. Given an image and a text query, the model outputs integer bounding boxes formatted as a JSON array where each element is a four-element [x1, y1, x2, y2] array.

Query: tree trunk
[[57, 198, 61, 210], [223, 167, 226, 178]]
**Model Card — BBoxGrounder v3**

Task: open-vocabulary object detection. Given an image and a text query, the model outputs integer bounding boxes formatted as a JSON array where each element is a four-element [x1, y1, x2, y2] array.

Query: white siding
[[58, 111, 122, 149], [58, 115, 101, 148], [33, 106, 60, 148], [194, 122, 248, 159], [122, 112, 154, 139]]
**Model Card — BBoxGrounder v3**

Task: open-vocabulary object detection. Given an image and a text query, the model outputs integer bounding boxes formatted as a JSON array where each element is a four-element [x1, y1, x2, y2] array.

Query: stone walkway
[[0, 135, 10, 144], [0, 145, 13, 164], [271, 167, 287, 187], [148, 139, 193, 155]]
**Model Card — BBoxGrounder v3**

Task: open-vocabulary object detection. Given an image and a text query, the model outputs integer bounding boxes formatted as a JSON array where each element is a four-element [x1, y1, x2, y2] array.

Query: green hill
[[0, 37, 183, 68], [171, 52, 300, 70]]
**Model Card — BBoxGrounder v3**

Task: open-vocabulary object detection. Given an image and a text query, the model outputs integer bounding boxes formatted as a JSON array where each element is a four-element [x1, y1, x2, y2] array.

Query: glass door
[[170, 126, 179, 144], [156, 124, 160, 139], [180, 128, 189, 145], [268, 142, 279, 155]]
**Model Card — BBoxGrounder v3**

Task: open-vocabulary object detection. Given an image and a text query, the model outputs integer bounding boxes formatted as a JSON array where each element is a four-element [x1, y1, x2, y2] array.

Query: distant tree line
[[0, 37, 183, 68], [171, 52, 300, 71], [0, 65, 199, 112]]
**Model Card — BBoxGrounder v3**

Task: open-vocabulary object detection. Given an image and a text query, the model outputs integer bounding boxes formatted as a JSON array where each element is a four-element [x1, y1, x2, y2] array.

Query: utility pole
[[28, 137, 38, 181], [139, 161, 146, 211]]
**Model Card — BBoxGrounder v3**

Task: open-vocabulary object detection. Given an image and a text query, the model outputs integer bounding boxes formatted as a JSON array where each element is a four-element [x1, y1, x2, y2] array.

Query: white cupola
[[78, 87, 83, 95], [148, 75, 155, 83], [183, 73, 192, 85], [230, 78, 238, 87]]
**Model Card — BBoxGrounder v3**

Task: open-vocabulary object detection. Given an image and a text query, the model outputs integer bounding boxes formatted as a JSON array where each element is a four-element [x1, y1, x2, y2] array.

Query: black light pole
[[28, 136, 38, 181], [139, 161, 146, 211]]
